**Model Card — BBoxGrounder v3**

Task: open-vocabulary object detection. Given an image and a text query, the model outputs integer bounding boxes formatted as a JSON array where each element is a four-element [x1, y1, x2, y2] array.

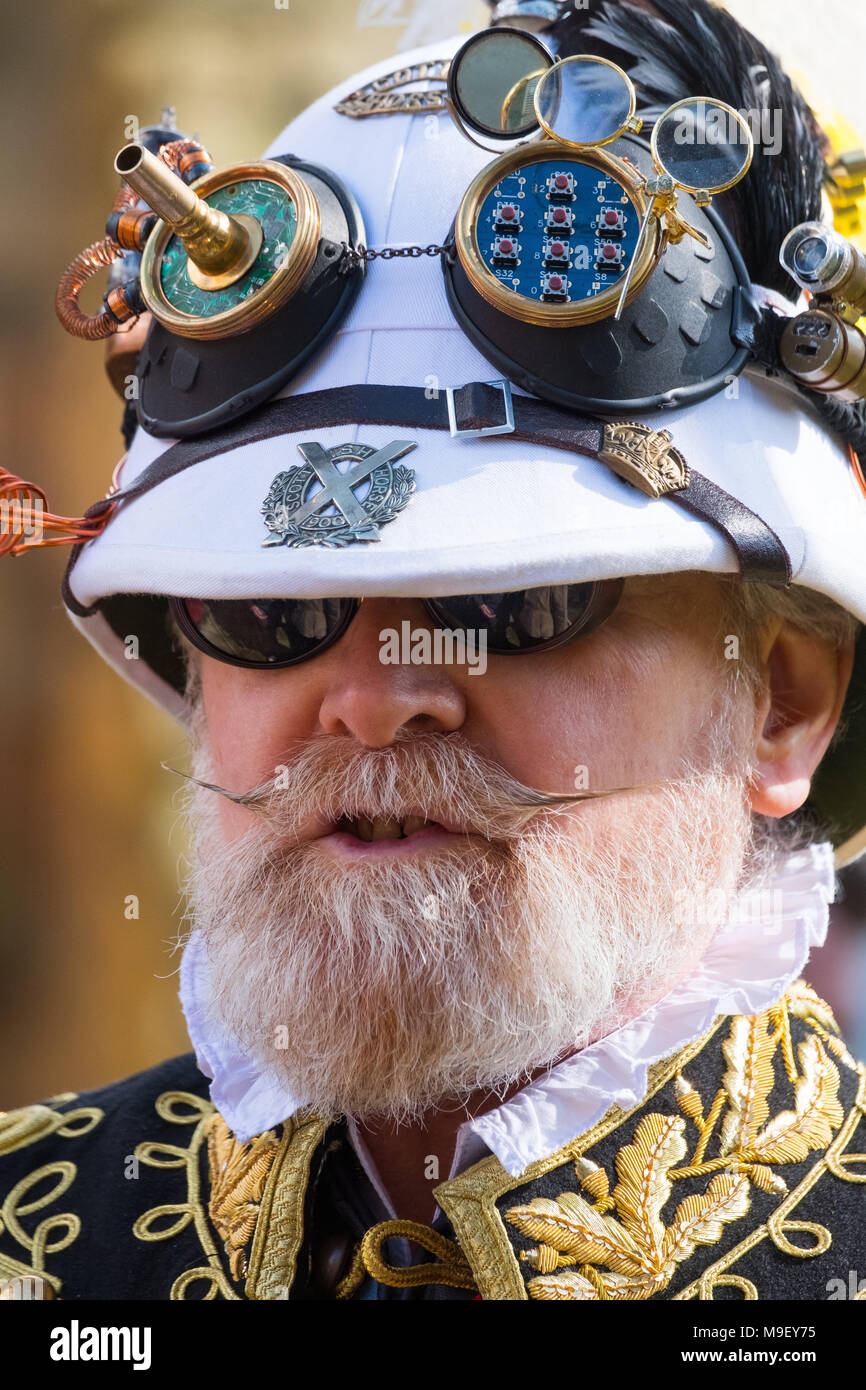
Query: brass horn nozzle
[[114, 143, 261, 288]]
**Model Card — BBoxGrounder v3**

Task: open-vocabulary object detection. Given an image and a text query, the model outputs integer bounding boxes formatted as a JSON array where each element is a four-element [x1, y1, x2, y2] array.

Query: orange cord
[[850, 444, 866, 500], [0, 468, 115, 557]]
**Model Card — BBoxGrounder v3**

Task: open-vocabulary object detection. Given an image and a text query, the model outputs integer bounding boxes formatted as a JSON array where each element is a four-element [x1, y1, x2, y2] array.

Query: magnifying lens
[[448, 38, 754, 331], [614, 97, 753, 317], [651, 97, 754, 203], [533, 54, 642, 147]]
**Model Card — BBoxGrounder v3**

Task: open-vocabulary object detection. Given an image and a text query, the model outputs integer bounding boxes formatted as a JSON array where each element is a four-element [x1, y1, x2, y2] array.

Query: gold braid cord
[[0, 1096, 103, 1298], [359, 1220, 478, 1292], [132, 1090, 241, 1301], [503, 983, 864, 1300], [334, 1242, 367, 1301]]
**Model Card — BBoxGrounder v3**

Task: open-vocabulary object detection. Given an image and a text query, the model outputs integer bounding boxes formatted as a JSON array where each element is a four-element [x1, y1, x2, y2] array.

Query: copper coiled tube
[[110, 207, 157, 251], [54, 236, 124, 340], [159, 139, 213, 181], [0, 468, 114, 557], [111, 179, 139, 215], [55, 139, 211, 341], [53, 177, 140, 339]]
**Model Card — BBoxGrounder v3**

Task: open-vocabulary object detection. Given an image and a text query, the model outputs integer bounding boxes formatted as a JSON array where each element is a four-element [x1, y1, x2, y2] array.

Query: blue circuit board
[[475, 157, 639, 307]]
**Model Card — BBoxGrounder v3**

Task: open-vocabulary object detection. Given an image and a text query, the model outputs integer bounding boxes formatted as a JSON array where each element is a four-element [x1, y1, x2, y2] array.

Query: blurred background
[[1, 0, 864, 1108]]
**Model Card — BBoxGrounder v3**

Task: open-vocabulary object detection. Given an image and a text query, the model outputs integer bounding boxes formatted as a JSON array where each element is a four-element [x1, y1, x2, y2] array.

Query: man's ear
[[749, 621, 855, 818]]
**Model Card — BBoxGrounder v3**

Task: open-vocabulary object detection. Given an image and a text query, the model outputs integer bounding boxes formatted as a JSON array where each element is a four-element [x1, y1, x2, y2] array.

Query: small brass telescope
[[114, 143, 263, 290], [779, 221, 866, 320], [778, 221, 866, 402]]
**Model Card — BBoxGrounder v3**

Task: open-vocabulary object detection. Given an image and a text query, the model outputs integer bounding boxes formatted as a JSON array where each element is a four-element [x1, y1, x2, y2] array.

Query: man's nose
[[317, 598, 467, 746]]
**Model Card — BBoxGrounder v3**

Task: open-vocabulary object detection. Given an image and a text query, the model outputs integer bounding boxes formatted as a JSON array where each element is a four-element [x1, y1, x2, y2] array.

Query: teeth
[[344, 814, 432, 842], [370, 818, 402, 842], [401, 816, 428, 836]]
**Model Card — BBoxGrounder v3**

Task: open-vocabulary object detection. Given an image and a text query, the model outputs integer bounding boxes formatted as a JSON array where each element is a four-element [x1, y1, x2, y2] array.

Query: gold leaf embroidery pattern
[[661, 1174, 751, 1268], [504, 1190, 645, 1278], [508, 1114, 750, 1300], [505, 989, 849, 1301], [676, 1064, 866, 1301], [612, 1113, 686, 1262], [719, 1013, 777, 1153], [206, 1115, 280, 1281], [747, 1035, 843, 1165]]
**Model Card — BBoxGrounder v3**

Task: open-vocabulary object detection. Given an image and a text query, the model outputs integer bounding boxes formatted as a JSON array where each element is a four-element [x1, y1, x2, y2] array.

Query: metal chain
[[338, 241, 455, 273]]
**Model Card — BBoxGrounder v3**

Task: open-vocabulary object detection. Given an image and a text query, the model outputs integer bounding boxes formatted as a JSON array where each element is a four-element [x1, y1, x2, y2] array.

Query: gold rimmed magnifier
[[612, 98, 754, 317], [533, 54, 643, 148], [447, 29, 755, 329]]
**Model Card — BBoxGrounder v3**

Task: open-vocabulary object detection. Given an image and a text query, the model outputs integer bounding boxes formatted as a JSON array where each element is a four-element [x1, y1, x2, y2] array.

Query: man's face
[[200, 573, 747, 839], [184, 573, 758, 1122]]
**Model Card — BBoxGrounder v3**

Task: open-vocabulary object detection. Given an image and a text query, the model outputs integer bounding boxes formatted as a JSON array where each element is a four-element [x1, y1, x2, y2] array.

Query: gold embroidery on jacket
[[0, 1095, 102, 1296], [132, 1089, 240, 1300], [434, 1021, 724, 1301], [677, 1061, 866, 1300], [505, 990, 853, 1300], [507, 1113, 751, 1299], [0, 1099, 102, 1158], [131, 1091, 331, 1300], [245, 1111, 330, 1301], [206, 1114, 280, 1281]]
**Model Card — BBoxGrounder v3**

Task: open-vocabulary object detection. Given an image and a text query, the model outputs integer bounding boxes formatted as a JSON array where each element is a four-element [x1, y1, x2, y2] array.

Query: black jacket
[[1, 980, 863, 1300]]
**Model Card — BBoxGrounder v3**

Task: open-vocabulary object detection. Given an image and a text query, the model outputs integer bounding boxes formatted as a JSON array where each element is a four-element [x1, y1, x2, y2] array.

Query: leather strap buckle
[[445, 379, 515, 438]]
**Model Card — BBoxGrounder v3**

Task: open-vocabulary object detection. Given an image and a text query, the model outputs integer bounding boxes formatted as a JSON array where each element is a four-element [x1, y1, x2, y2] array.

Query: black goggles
[[168, 578, 624, 670]]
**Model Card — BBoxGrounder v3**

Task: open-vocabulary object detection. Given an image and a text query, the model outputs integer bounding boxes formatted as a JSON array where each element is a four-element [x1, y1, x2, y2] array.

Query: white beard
[[182, 716, 754, 1125]]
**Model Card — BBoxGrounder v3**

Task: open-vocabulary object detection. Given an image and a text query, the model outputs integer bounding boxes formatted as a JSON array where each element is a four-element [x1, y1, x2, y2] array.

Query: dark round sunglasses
[[168, 578, 624, 670]]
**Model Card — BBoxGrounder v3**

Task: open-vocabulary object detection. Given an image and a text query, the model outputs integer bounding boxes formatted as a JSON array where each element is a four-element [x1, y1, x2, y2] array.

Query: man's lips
[[338, 813, 434, 843], [308, 812, 485, 859]]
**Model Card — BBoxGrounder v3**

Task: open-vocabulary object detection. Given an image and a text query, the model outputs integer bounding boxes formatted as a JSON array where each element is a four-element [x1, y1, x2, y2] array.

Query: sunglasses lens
[[179, 596, 357, 665], [427, 581, 621, 653]]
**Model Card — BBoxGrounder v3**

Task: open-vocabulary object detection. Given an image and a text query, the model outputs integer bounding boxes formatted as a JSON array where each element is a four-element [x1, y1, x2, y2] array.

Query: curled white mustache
[[165, 731, 656, 841]]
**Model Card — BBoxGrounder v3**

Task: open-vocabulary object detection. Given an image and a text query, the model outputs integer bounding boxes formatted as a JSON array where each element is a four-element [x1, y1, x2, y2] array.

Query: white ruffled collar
[[180, 841, 836, 1176]]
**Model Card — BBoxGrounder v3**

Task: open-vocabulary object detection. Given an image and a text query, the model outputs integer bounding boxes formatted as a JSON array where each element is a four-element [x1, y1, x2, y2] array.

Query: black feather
[[552, 0, 827, 299]]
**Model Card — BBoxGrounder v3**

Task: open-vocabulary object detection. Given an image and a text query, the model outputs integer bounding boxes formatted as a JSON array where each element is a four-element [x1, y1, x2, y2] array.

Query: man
[[1, 0, 865, 1300]]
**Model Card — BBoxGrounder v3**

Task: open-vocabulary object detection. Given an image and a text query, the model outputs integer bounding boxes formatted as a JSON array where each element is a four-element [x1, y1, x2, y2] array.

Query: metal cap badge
[[261, 438, 417, 548]]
